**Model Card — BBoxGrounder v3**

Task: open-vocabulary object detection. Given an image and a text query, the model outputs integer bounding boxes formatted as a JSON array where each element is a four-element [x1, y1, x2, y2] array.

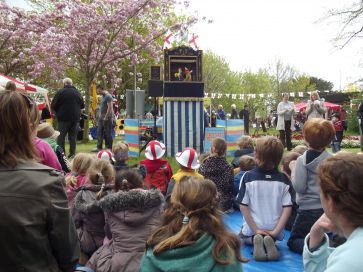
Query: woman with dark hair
[[141, 177, 247, 271], [0, 90, 79, 271], [87, 169, 164, 272], [303, 153, 363, 271]]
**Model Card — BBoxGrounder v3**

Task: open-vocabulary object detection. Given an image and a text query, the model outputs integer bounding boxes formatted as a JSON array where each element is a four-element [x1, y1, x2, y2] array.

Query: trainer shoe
[[263, 235, 280, 261], [253, 234, 267, 261]]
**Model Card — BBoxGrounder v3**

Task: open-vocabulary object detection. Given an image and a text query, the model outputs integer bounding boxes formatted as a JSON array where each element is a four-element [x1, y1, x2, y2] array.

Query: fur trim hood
[[99, 189, 164, 212], [74, 184, 113, 213]]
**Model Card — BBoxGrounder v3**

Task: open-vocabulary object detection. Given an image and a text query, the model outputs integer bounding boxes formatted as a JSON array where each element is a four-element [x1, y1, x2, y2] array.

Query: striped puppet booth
[[163, 97, 204, 156]]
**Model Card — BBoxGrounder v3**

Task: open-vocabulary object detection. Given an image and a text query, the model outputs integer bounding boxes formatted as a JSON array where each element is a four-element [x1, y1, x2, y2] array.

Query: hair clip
[[182, 215, 190, 224], [72, 172, 78, 177]]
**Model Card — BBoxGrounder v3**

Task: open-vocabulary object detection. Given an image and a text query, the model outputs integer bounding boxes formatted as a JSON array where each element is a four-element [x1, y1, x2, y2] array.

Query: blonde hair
[[281, 151, 301, 177], [112, 141, 129, 162], [88, 159, 115, 199], [147, 177, 247, 264], [303, 118, 335, 150], [310, 91, 320, 101], [292, 145, 308, 155], [65, 153, 94, 187], [255, 136, 284, 170], [238, 156, 255, 171], [237, 135, 253, 149]]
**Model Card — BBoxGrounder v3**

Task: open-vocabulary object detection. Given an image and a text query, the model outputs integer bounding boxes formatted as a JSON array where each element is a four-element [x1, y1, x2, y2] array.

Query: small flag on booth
[[188, 33, 199, 49], [163, 30, 175, 49]]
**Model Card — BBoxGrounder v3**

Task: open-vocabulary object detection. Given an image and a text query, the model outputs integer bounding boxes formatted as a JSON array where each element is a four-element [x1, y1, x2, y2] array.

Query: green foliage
[[309, 76, 334, 91]]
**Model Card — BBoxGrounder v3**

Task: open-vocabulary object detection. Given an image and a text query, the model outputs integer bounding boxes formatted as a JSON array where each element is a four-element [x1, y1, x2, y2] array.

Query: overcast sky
[[8, 0, 363, 90]]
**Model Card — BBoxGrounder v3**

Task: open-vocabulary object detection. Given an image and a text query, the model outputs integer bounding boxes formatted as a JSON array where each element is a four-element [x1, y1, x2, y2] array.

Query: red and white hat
[[97, 149, 115, 162], [145, 140, 166, 160], [175, 147, 200, 170]]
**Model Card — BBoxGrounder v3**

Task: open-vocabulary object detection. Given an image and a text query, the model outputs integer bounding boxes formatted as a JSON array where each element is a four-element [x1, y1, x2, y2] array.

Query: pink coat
[[33, 138, 62, 171], [66, 173, 87, 207]]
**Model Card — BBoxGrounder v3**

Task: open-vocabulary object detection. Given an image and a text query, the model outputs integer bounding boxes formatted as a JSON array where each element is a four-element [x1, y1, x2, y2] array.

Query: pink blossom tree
[[0, 3, 32, 77], [27, 0, 196, 141]]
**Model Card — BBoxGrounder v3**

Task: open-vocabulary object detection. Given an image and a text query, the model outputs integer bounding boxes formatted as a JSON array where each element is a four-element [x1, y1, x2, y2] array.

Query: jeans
[[57, 120, 79, 157], [97, 118, 113, 150], [244, 122, 249, 135], [279, 120, 292, 150], [287, 208, 324, 254], [331, 141, 341, 153]]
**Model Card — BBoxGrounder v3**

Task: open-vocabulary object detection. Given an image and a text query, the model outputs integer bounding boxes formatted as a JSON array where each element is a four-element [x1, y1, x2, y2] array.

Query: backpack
[[144, 164, 169, 195]]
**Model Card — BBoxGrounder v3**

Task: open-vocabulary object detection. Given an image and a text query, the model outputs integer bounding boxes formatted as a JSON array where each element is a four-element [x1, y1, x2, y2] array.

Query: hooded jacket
[[199, 156, 234, 211], [73, 184, 113, 256], [140, 159, 173, 180], [292, 150, 331, 210], [140, 234, 242, 272], [87, 189, 164, 272]]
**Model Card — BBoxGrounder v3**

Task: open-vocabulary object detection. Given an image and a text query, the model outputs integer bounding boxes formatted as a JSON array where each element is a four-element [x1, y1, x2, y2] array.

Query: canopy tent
[[0, 73, 51, 112], [295, 101, 342, 112]]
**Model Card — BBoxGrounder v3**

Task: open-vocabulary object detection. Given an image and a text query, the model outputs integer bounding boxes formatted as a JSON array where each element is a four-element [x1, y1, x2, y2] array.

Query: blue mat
[[224, 211, 303, 272]]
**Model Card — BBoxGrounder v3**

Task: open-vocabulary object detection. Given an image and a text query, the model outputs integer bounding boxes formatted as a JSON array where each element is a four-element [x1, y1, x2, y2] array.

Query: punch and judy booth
[[163, 46, 204, 156]]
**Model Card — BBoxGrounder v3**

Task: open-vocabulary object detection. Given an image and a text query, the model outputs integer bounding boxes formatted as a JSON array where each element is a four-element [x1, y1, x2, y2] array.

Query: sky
[[7, 0, 363, 90]]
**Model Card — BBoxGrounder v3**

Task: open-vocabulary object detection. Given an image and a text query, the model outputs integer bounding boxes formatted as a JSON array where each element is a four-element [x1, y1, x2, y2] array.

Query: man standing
[[51, 78, 84, 158], [239, 105, 250, 135], [358, 101, 363, 151], [96, 85, 113, 151]]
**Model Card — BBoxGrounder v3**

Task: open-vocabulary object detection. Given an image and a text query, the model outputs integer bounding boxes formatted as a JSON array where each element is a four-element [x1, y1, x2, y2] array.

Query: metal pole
[[134, 65, 137, 119]]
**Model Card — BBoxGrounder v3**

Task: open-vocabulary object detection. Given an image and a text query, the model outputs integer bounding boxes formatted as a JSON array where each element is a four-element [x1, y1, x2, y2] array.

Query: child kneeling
[[237, 136, 292, 261]]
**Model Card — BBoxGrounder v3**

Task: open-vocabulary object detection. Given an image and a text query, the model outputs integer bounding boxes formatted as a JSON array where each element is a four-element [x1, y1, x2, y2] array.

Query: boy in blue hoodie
[[287, 118, 335, 254]]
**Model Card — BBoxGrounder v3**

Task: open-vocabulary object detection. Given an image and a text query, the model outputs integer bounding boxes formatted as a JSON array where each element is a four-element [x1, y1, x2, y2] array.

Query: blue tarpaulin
[[224, 211, 303, 272]]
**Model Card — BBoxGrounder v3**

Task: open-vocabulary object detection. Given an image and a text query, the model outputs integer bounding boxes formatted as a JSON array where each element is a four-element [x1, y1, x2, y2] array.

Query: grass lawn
[[65, 135, 362, 173]]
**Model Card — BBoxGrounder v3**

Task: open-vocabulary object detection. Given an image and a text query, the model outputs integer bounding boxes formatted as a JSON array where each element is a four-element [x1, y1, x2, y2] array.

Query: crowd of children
[[44, 118, 363, 270]]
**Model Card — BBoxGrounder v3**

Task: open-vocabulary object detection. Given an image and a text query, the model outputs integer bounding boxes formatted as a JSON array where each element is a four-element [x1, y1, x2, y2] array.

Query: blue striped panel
[[192, 101, 197, 150], [170, 101, 175, 156], [185, 102, 189, 148], [177, 101, 182, 153]]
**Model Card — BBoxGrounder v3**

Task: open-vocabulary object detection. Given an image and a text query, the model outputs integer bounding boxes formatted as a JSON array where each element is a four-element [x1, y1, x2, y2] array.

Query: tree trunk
[[82, 79, 92, 143]]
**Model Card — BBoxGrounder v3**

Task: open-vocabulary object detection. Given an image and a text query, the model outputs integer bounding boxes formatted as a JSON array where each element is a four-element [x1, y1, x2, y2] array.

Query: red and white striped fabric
[[0, 73, 36, 92], [145, 140, 166, 160], [175, 147, 200, 170]]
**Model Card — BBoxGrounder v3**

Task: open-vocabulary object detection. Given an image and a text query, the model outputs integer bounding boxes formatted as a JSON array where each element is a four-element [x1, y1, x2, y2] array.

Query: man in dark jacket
[[51, 78, 84, 158], [239, 105, 250, 135]]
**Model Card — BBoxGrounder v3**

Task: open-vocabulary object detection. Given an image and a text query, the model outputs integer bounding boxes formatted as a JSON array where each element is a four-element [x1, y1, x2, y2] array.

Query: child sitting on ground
[[87, 169, 164, 272], [65, 153, 94, 207], [233, 156, 256, 197], [166, 147, 203, 195], [199, 138, 234, 213], [140, 177, 247, 271], [232, 135, 254, 169], [112, 141, 146, 178], [140, 140, 173, 195], [237, 136, 292, 261], [280, 151, 301, 231], [73, 158, 115, 265], [288, 118, 335, 254]]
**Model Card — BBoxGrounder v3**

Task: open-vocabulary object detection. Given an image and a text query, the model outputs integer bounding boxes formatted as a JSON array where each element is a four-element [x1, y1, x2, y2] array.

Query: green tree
[[309, 76, 334, 91]]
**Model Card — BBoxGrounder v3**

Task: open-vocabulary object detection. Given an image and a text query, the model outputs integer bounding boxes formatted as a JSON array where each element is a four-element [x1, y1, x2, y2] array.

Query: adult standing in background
[[231, 104, 238, 119], [217, 104, 226, 120], [306, 91, 326, 120], [276, 93, 295, 151], [358, 101, 363, 151], [239, 105, 250, 135], [51, 78, 84, 159], [96, 85, 114, 151]]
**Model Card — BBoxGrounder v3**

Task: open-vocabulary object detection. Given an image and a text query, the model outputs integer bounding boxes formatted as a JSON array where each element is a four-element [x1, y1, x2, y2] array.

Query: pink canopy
[[295, 101, 342, 112]]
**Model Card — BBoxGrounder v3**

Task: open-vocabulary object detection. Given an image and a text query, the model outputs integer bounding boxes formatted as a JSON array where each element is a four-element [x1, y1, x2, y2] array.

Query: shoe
[[264, 235, 280, 261], [253, 234, 267, 261], [91, 148, 101, 153]]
